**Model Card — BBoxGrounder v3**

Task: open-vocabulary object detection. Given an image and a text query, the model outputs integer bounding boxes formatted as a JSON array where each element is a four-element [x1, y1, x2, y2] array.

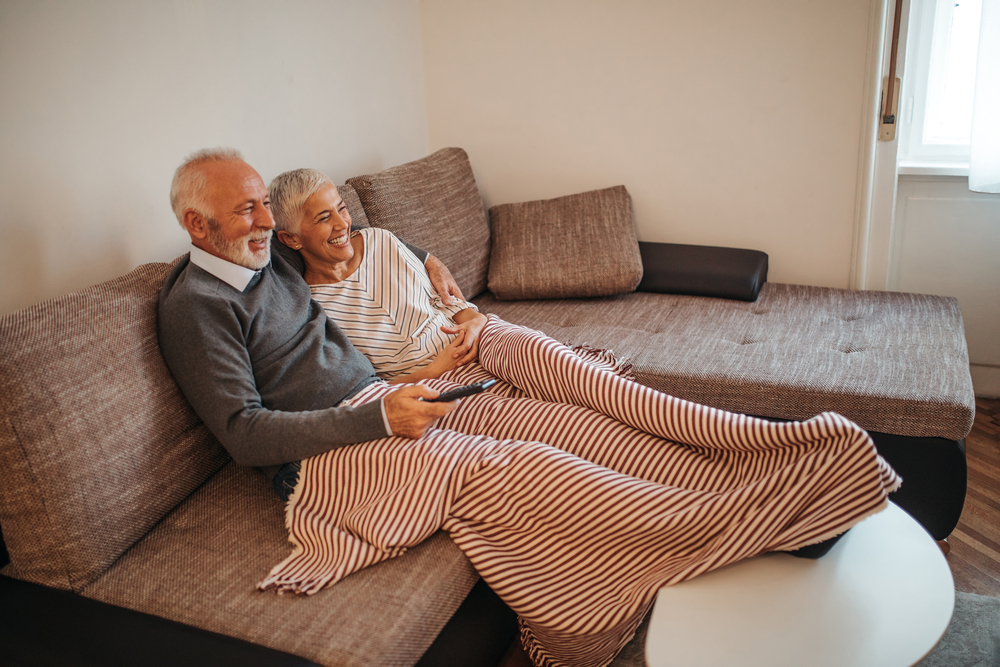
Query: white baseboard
[[971, 364, 1000, 399]]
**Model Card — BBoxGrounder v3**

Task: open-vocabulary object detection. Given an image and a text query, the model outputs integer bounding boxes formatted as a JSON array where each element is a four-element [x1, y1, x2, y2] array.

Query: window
[[899, 0, 984, 172]]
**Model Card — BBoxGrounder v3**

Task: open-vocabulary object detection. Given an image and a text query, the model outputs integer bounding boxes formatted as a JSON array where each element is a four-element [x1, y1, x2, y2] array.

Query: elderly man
[[158, 147, 898, 667], [158, 147, 462, 488]]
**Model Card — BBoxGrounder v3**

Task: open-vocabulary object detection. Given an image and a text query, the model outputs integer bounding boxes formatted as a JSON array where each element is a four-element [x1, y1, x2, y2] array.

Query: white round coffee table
[[645, 502, 954, 667]]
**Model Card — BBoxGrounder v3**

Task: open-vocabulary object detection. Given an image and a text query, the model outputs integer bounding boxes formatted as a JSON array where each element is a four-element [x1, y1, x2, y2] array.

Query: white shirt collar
[[188, 244, 260, 292]]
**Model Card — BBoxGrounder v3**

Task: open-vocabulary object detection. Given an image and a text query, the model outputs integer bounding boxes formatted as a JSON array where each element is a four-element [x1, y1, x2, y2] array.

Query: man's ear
[[277, 230, 301, 249], [182, 209, 208, 240]]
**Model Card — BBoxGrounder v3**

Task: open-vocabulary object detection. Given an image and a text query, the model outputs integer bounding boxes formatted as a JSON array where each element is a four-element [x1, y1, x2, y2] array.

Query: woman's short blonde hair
[[268, 168, 335, 234]]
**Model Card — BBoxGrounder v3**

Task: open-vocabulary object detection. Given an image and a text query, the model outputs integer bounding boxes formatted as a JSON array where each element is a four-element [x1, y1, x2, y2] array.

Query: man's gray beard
[[205, 218, 271, 270]]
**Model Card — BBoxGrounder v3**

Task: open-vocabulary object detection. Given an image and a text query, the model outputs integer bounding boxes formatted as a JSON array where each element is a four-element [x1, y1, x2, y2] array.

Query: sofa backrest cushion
[[339, 181, 369, 229], [487, 185, 643, 300], [0, 262, 229, 591], [346, 147, 491, 298]]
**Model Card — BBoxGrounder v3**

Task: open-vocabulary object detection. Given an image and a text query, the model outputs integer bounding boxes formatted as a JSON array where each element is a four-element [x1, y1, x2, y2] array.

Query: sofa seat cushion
[[81, 461, 479, 667], [473, 283, 975, 441]]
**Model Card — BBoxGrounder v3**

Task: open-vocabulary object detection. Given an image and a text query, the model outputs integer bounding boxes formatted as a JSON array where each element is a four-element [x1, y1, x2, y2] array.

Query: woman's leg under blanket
[[443, 317, 894, 501], [469, 316, 899, 484], [476, 316, 862, 452], [429, 383, 896, 550], [423, 318, 900, 556], [384, 369, 896, 569]]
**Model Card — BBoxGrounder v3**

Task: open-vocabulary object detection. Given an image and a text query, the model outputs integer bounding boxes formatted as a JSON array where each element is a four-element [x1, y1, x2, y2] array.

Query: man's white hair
[[268, 168, 335, 234], [169, 147, 245, 228]]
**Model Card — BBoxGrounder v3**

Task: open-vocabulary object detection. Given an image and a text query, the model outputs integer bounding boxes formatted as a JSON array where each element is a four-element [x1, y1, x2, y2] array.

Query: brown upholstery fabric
[[83, 462, 478, 667], [473, 283, 976, 441], [338, 182, 369, 229], [346, 148, 491, 298], [487, 185, 643, 301], [0, 263, 229, 591]]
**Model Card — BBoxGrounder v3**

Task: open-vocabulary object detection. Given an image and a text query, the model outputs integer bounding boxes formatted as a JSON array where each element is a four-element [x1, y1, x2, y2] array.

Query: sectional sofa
[[0, 147, 975, 666]]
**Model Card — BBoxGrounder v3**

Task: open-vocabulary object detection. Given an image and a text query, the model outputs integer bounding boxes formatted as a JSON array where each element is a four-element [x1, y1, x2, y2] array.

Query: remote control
[[423, 378, 497, 402]]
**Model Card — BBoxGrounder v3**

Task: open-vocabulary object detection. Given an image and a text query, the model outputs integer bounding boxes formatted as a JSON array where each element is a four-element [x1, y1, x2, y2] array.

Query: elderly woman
[[261, 168, 900, 667], [271, 170, 488, 384]]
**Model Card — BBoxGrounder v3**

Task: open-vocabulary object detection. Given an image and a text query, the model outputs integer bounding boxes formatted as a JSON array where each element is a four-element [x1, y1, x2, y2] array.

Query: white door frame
[[851, 0, 911, 291]]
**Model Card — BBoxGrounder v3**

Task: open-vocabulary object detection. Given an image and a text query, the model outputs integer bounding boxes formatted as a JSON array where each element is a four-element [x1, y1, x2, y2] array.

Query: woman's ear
[[277, 230, 300, 249]]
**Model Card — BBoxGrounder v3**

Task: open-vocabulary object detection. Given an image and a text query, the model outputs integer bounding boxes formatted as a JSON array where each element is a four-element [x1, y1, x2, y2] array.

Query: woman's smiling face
[[297, 183, 354, 267]]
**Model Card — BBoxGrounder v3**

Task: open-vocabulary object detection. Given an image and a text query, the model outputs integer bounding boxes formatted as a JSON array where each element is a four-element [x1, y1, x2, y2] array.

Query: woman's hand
[[425, 255, 464, 306], [441, 310, 487, 366]]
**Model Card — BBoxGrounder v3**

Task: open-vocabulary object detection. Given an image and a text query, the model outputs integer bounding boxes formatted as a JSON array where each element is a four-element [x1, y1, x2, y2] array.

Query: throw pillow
[[488, 185, 643, 300]]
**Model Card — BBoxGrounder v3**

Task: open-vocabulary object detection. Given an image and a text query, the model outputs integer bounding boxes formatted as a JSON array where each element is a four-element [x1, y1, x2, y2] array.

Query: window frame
[[898, 0, 983, 174]]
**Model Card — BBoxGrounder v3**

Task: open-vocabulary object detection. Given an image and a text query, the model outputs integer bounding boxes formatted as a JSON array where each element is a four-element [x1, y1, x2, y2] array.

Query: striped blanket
[[260, 317, 900, 667]]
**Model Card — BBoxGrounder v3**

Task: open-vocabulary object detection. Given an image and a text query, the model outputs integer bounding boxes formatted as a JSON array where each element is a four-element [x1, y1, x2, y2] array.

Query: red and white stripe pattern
[[260, 317, 900, 667]]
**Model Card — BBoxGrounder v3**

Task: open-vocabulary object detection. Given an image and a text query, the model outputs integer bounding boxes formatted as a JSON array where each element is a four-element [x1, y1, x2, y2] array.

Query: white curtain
[[970, 0, 1000, 193]]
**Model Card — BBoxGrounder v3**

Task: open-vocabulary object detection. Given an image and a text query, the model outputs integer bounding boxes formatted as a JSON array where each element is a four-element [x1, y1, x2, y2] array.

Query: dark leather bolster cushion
[[637, 242, 768, 302]]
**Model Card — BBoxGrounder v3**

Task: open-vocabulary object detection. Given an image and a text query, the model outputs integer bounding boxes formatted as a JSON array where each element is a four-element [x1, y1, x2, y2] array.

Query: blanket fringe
[[566, 343, 636, 381]]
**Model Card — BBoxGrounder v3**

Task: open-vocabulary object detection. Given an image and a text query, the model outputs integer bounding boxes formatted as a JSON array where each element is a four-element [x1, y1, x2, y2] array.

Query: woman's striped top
[[308, 227, 478, 381]]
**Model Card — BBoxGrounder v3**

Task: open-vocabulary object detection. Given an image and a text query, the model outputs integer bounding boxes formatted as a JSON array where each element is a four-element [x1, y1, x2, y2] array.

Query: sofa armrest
[[636, 242, 768, 302], [0, 575, 319, 667]]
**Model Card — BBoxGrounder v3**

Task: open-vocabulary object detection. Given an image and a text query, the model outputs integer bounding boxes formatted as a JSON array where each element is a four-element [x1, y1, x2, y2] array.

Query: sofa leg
[[937, 539, 951, 556]]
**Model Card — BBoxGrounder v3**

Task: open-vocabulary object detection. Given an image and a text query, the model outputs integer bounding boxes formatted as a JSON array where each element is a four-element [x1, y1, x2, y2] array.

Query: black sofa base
[[870, 432, 967, 541]]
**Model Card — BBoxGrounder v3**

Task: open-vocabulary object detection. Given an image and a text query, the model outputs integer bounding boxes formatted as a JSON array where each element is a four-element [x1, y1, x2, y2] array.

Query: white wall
[[892, 176, 1000, 397], [420, 0, 878, 288], [0, 0, 428, 316]]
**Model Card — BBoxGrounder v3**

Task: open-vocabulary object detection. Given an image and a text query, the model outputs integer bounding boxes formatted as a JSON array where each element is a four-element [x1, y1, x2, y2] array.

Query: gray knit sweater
[[157, 241, 405, 479]]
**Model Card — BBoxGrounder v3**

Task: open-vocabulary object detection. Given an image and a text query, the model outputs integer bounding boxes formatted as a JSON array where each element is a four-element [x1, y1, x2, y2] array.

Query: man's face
[[197, 160, 274, 270]]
